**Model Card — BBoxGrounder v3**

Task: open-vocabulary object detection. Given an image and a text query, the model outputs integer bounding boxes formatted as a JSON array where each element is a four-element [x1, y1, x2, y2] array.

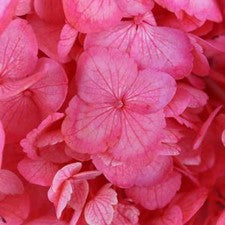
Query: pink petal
[[18, 157, 60, 186], [85, 20, 193, 79], [125, 68, 176, 113], [0, 18, 38, 79], [112, 203, 140, 225], [28, 15, 65, 62], [147, 205, 183, 225], [0, 193, 29, 225], [63, 0, 122, 33], [164, 86, 191, 117], [172, 188, 208, 224], [29, 57, 68, 115], [154, 0, 188, 13], [50, 163, 82, 193], [76, 47, 138, 104], [34, 0, 65, 24], [185, 0, 222, 23], [178, 83, 208, 108], [109, 109, 165, 161], [57, 24, 78, 62], [0, 0, 18, 34], [93, 154, 172, 188], [62, 96, 122, 154], [16, 0, 32, 16], [0, 169, 24, 195], [126, 172, 181, 210], [84, 184, 118, 225], [0, 58, 67, 143], [190, 36, 210, 76], [193, 105, 222, 149], [20, 113, 66, 160], [69, 180, 89, 210], [130, 25, 193, 79], [155, 0, 222, 22], [116, 0, 154, 15], [217, 210, 225, 225]]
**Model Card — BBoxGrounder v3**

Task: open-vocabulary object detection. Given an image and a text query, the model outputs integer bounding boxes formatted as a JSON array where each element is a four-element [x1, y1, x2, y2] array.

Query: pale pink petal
[[193, 105, 222, 149], [0, 169, 24, 195], [0, 121, 5, 169], [34, 0, 65, 24], [56, 180, 73, 219], [147, 205, 183, 225], [63, 0, 122, 33], [73, 171, 101, 180], [18, 157, 60, 186], [62, 96, 122, 154], [0, 0, 18, 34], [0, 193, 29, 225], [50, 163, 82, 192], [126, 172, 181, 210], [16, 0, 32, 16], [84, 184, 118, 225], [57, 24, 78, 62], [172, 188, 208, 224], [0, 18, 38, 79]]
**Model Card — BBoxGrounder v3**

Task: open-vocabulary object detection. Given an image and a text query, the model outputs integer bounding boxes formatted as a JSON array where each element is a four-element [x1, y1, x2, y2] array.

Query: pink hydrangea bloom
[[0, 0, 225, 224]]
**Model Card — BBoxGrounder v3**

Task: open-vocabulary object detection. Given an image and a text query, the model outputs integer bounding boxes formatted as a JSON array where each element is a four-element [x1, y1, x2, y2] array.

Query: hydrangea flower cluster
[[1, 0, 225, 224]]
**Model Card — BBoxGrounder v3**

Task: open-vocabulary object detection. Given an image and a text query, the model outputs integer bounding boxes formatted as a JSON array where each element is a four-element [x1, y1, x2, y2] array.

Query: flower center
[[114, 99, 125, 109]]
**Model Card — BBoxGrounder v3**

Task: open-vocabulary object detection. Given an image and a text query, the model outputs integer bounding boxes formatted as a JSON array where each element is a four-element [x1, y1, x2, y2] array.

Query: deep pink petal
[[0, 18, 38, 79], [18, 157, 60, 186], [112, 203, 140, 225], [57, 24, 78, 62], [126, 172, 181, 210], [147, 205, 183, 225], [34, 0, 65, 24], [0, 169, 24, 195], [172, 188, 208, 224], [0, 193, 29, 225]]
